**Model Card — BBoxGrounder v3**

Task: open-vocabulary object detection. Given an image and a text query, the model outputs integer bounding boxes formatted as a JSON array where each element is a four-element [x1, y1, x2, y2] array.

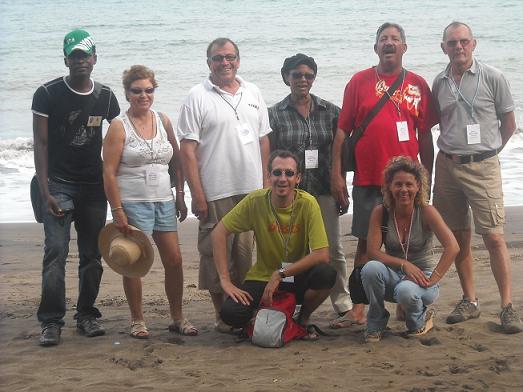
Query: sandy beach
[[1, 208, 522, 392]]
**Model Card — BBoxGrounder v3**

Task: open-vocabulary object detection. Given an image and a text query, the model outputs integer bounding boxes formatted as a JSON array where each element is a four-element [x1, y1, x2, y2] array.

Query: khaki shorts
[[433, 152, 505, 235], [198, 195, 253, 293]]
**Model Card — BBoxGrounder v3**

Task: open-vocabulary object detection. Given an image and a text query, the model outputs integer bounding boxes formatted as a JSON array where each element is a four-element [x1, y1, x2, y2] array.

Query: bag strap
[[351, 68, 406, 140], [381, 204, 389, 244]]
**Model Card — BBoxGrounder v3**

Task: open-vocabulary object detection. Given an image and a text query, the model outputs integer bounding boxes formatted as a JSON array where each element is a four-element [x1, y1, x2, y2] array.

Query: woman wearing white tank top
[[103, 65, 197, 338]]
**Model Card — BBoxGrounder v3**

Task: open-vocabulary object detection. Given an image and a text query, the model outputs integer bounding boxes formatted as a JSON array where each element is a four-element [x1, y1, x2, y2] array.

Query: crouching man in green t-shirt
[[211, 150, 337, 339]]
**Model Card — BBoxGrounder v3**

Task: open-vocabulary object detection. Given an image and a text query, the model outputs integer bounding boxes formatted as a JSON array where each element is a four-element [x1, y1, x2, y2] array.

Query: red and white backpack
[[246, 291, 307, 347]]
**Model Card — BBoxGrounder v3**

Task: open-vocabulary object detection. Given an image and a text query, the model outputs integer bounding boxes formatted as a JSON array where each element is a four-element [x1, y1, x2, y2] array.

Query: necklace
[[268, 190, 296, 264], [393, 208, 414, 260], [127, 110, 156, 161]]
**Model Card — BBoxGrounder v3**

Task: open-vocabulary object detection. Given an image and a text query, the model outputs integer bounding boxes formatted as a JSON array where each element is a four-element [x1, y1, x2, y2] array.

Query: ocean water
[[1, 0, 522, 222]]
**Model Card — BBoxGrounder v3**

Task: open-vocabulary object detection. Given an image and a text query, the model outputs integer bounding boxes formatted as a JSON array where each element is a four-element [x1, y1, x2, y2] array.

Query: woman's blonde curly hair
[[382, 156, 429, 209]]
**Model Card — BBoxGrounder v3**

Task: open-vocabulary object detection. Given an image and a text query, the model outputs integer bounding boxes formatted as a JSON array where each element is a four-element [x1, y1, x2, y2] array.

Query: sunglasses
[[129, 87, 155, 95], [290, 71, 315, 80], [210, 54, 238, 63], [271, 169, 296, 177], [446, 39, 471, 48]]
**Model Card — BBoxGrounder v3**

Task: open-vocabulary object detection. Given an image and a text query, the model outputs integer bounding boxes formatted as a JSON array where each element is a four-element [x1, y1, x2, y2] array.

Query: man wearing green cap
[[32, 29, 120, 346]]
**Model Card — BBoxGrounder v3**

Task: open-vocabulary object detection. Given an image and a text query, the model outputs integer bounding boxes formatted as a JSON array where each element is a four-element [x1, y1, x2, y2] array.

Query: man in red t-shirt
[[330, 22, 437, 326]]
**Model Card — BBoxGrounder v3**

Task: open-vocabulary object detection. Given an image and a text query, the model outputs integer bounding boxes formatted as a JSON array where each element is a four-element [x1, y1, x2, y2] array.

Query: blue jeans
[[37, 180, 106, 327], [361, 260, 439, 332]]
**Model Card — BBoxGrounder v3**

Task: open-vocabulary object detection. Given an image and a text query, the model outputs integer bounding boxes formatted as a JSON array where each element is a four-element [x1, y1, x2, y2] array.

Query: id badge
[[396, 121, 409, 142], [236, 123, 254, 144], [87, 116, 102, 127], [281, 262, 294, 283], [304, 149, 319, 169], [145, 168, 159, 187], [466, 124, 481, 144]]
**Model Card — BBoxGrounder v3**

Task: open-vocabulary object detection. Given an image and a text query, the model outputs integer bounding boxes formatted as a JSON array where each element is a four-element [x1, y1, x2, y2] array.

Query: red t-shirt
[[338, 67, 437, 186]]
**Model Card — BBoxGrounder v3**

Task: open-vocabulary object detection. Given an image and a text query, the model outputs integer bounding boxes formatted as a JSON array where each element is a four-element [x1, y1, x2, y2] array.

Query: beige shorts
[[198, 195, 253, 293], [433, 152, 505, 235]]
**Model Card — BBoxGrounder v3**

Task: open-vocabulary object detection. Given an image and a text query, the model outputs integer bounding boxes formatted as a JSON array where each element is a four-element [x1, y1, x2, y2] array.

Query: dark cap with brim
[[281, 53, 317, 85]]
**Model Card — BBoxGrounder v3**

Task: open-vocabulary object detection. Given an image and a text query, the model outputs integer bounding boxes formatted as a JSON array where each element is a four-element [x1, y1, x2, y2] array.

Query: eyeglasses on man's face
[[209, 54, 238, 63], [446, 39, 472, 48]]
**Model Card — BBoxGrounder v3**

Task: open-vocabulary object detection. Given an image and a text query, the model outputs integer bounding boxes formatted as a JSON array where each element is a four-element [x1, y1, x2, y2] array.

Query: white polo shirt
[[177, 76, 272, 202]]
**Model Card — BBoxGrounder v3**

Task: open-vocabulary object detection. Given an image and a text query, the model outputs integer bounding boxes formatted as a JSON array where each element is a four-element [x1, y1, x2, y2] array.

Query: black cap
[[280, 53, 317, 86]]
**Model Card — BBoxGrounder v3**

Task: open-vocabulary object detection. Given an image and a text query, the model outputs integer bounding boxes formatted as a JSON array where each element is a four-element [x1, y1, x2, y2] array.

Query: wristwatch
[[278, 268, 286, 279]]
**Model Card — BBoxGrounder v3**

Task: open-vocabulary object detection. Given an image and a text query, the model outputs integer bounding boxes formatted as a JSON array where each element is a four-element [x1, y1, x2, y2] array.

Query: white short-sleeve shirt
[[177, 76, 272, 201]]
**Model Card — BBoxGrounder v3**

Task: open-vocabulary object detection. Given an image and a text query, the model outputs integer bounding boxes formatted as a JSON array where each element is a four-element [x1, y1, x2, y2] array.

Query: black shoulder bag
[[341, 69, 406, 172], [348, 204, 389, 305]]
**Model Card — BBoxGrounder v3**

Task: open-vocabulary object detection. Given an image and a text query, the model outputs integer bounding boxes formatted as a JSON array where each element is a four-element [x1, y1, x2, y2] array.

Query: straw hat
[[98, 223, 154, 277]]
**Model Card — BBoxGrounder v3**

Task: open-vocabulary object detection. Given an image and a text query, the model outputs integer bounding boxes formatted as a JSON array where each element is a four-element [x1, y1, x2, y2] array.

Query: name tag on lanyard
[[304, 149, 318, 169], [466, 124, 481, 144], [145, 167, 159, 187], [236, 123, 254, 144], [396, 121, 409, 142]]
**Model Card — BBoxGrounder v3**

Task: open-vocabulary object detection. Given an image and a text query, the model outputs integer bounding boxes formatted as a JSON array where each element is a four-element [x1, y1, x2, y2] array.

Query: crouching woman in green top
[[362, 156, 459, 342], [211, 150, 336, 339]]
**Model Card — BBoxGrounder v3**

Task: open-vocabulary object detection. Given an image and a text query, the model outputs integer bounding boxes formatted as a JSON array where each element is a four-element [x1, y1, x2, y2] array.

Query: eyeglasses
[[210, 54, 238, 63], [271, 169, 296, 177], [129, 87, 155, 95], [446, 39, 471, 48], [289, 71, 315, 80]]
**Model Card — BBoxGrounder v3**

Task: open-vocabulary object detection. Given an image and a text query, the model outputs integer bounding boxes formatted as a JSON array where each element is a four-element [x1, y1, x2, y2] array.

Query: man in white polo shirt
[[432, 21, 521, 334], [177, 37, 271, 332]]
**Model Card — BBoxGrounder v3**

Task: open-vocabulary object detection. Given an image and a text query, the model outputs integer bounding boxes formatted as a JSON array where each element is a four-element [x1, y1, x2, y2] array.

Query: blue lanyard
[[447, 64, 481, 123]]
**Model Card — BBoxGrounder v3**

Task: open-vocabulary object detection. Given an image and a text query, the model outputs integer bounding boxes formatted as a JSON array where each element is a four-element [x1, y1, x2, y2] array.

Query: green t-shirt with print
[[222, 188, 329, 282]]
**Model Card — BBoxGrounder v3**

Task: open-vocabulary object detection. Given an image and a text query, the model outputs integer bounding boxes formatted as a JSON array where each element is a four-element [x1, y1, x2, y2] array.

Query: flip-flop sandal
[[329, 313, 366, 329], [130, 320, 149, 339], [169, 319, 199, 336]]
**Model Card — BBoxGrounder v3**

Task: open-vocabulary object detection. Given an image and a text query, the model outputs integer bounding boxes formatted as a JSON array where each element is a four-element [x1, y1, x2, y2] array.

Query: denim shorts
[[122, 200, 177, 234]]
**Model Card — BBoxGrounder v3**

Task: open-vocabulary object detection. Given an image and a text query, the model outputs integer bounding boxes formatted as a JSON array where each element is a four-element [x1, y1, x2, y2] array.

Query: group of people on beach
[[32, 21, 521, 347]]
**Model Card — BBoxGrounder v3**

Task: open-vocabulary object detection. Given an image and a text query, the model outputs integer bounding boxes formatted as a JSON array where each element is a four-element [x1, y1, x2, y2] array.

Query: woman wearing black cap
[[268, 54, 364, 327]]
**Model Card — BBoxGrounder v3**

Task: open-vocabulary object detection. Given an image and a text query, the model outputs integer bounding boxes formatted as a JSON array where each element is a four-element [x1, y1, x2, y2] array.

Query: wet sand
[[1, 208, 522, 391]]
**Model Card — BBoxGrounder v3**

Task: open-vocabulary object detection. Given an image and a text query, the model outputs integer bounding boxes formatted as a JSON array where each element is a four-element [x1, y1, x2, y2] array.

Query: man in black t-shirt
[[32, 29, 120, 346]]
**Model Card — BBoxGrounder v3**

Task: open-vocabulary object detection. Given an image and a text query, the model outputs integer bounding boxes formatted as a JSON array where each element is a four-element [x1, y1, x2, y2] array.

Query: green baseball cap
[[63, 29, 95, 56]]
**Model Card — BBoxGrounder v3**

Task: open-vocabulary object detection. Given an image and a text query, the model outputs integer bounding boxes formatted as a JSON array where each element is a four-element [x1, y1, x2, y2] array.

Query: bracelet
[[111, 206, 123, 212], [400, 263, 405, 273], [432, 269, 443, 278], [176, 191, 185, 194]]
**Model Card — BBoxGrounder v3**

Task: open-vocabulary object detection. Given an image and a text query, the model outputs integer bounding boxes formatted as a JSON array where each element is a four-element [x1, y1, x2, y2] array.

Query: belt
[[442, 149, 498, 164]]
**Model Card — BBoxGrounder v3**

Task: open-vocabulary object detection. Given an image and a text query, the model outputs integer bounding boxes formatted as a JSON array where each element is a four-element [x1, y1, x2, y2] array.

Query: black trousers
[[220, 263, 336, 328]]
